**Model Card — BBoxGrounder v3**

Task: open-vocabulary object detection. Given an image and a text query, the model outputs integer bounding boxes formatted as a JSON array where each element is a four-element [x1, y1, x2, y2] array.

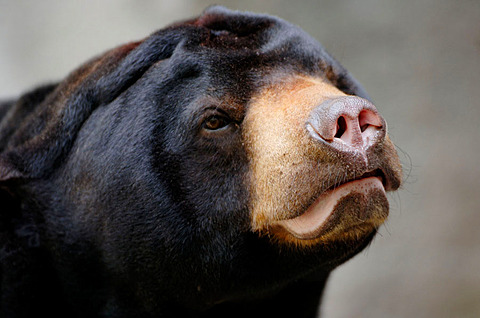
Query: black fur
[[1, 7, 377, 317]]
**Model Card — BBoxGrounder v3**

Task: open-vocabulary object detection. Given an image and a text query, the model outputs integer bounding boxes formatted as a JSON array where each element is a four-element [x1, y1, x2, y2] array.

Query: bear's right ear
[[0, 156, 25, 181], [0, 84, 59, 182]]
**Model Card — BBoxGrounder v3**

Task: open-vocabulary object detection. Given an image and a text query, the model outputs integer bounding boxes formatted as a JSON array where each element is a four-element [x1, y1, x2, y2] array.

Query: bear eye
[[203, 115, 231, 131]]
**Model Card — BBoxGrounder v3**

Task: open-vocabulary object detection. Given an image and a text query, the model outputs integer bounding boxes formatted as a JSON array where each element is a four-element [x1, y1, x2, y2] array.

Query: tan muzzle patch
[[242, 75, 395, 247]]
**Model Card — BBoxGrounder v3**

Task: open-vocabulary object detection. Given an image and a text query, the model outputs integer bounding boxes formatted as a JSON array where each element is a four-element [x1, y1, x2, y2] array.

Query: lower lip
[[273, 177, 385, 240]]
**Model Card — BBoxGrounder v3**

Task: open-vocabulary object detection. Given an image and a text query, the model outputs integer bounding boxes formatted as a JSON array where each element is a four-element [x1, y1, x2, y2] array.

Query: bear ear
[[0, 156, 24, 181], [0, 84, 58, 182], [0, 28, 187, 182]]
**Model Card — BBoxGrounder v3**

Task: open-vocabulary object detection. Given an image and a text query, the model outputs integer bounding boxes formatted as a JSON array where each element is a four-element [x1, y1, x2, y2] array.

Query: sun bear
[[0, 6, 402, 318]]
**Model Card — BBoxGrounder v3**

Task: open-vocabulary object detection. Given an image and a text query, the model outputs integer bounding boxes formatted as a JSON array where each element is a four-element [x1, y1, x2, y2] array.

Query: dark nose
[[307, 96, 386, 151]]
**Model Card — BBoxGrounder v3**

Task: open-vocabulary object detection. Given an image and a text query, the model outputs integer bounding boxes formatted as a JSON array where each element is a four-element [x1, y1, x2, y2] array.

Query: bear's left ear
[[0, 27, 188, 182]]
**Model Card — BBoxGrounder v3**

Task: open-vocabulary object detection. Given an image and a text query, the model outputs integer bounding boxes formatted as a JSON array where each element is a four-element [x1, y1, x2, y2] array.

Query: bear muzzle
[[243, 75, 402, 246]]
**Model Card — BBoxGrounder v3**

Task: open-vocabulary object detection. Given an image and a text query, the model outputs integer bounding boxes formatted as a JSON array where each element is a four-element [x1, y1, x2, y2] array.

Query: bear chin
[[270, 177, 389, 247]]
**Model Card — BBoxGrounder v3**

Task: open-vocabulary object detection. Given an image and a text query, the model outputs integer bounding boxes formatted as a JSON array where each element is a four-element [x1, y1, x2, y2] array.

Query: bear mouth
[[272, 170, 388, 241]]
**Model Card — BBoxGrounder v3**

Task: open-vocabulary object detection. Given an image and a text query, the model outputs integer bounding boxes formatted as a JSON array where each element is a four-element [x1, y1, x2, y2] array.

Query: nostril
[[334, 116, 347, 139], [359, 110, 382, 133]]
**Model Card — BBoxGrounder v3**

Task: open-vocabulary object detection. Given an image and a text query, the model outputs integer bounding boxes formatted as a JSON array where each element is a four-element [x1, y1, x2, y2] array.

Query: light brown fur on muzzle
[[243, 75, 401, 246]]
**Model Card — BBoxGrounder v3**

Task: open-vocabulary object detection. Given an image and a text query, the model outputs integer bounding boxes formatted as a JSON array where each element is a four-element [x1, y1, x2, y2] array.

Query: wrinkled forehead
[[184, 12, 329, 74], [164, 7, 368, 101]]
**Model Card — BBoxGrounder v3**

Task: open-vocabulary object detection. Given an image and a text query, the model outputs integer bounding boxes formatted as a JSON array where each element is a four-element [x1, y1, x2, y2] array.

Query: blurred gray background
[[1, 0, 479, 317]]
